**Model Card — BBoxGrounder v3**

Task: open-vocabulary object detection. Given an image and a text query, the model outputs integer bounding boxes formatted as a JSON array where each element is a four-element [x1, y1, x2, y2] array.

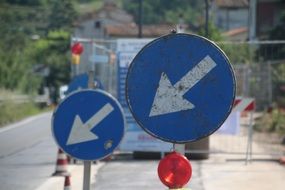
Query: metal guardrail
[[0, 94, 50, 104]]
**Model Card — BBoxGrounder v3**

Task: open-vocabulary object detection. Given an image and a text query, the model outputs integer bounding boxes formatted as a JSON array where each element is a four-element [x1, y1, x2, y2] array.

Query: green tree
[[0, 0, 77, 96], [198, 21, 250, 64], [0, 5, 42, 92], [45, 0, 78, 101], [198, 21, 223, 41], [48, 0, 77, 31], [257, 11, 285, 106], [257, 11, 285, 61], [29, 30, 71, 100], [122, 0, 203, 26]]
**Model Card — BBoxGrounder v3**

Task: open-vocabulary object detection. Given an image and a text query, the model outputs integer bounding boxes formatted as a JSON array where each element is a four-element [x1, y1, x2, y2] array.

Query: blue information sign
[[52, 89, 125, 160], [126, 33, 236, 143], [66, 73, 103, 94], [117, 52, 138, 126]]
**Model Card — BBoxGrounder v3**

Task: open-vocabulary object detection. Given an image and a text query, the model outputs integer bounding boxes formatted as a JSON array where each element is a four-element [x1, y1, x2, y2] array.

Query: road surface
[[0, 112, 57, 190], [1, 112, 284, 190], [92, 154, 204, 190]]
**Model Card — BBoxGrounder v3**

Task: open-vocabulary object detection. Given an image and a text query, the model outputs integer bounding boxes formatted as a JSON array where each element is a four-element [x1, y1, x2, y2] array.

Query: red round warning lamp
[[157, 151, 192, 189], [71, 42, 84, 55]]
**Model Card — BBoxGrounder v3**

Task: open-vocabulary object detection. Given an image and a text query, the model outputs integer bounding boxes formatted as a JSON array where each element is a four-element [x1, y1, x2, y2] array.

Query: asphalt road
[[0, 111, 205, 190], [92, 155, 204, 190], [1, 112, 283, 190], [0, 112, 57, 190]]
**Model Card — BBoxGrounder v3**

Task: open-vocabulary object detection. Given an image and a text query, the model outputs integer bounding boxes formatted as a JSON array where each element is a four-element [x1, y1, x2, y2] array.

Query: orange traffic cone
[[64, 175, 71, 190], [52, 149, 70, 176]]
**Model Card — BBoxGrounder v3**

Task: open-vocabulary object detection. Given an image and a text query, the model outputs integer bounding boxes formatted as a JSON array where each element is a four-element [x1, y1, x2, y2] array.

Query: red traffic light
[[71, 42, 84, 55], [157, 151, 192, 189]]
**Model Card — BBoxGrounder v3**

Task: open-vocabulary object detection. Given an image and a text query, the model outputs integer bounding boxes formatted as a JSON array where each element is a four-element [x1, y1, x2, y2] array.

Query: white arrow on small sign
[[66, 103, 114, 145], [149, 55, 217, 117]]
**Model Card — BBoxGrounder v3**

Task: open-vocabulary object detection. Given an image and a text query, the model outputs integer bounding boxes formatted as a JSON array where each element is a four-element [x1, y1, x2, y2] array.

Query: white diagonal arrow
[[149, 55, 217, 117], [66, 103, 114, 145]]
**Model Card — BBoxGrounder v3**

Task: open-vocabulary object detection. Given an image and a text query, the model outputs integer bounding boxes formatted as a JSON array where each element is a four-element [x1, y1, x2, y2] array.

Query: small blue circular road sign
[[52, 89, 125, 161], [66, 73, 103, 94], [126, 33, 236, 143]]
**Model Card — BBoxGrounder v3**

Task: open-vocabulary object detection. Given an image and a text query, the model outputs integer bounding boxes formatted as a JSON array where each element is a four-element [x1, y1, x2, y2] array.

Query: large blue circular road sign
[[126, 33, 236, 143], [52, 89, 125, 161]]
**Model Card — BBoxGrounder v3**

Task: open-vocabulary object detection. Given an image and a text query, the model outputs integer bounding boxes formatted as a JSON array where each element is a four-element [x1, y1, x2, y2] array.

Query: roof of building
[[75, 1, 134, 26], [215, 0, 249, 8], [223, 27, 248, 36], [105, 24, 178, 37], [75, 1, 191, 37], [222, 27, 248, 41]]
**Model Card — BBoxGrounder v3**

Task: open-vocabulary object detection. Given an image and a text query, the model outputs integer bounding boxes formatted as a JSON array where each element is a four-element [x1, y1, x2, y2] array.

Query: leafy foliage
[[0, 5, 42, 92], [122, 0, 203, 26], [0, 100, 44, 127], [257, 11, 285, 106], [48, 0, 77, 31], [29, 30, 71, 88], [197, 21, 250, 64], [198, 21, 222, 41], [258, 11, 285, 61], [0, 0, 77, 96], [219, 43, 250, 64], [0, 89, 47, 127], [254, 109, 285, 135]]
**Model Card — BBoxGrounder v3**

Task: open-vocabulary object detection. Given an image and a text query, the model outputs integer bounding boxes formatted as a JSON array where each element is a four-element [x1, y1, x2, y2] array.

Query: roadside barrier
[[233, 97, 255, 117], [52, 149, 70, 176]]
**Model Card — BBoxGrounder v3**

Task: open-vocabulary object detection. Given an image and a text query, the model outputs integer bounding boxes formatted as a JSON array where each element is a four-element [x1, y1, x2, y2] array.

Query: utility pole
[[205, 0, 209, 38], [138, 0, 143, 38], [249, 0, 257, 41]]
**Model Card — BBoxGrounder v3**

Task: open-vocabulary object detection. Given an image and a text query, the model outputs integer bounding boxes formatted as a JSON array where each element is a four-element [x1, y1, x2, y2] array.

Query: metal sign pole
[[83, 161, 91, 190], [174, 144, 185, 155], [245, 117, 250, 165], [82, 55, 95, 190], [88, 70, 95, 89], [249, 110, 254, 162], [54, 38, 125, 190], [172, 29, 186, 157], [245, 110, 254, 165]]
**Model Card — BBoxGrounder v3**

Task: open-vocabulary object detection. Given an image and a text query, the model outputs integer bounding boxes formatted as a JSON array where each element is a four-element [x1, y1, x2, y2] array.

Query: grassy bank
[[0, 90, 50, 127], [0, 100, 48, 127]]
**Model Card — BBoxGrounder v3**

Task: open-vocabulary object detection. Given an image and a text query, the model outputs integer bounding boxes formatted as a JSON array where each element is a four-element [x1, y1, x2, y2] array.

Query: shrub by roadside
[[254, 108, 285, 144], [0, 89, 52, 127], [0, 100, 46, 127]]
